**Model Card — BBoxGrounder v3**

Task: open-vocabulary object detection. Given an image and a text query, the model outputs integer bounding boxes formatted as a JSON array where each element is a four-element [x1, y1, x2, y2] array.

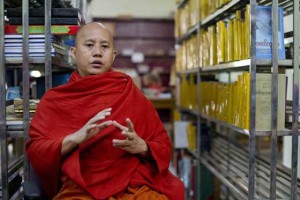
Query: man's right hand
[[61, 108, 113, 156]]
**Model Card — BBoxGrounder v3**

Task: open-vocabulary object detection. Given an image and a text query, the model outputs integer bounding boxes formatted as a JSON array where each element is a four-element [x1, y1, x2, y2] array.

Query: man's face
[[71, 23, 116, 76]]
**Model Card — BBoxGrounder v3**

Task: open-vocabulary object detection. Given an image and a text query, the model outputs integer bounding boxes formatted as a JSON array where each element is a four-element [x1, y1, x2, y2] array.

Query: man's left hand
[[112, 118, 148, 155]]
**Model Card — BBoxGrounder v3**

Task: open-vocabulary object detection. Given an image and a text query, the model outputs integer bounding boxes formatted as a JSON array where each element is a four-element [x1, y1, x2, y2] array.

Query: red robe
[[26, 70, 184, 200]]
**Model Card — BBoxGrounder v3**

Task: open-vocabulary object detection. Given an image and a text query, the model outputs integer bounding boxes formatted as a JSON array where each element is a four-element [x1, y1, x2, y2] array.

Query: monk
[[26, 22, 184, 200]]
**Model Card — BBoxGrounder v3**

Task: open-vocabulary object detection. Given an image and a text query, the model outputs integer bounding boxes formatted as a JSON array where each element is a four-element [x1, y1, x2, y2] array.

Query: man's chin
[[89, 68, 109, 75]]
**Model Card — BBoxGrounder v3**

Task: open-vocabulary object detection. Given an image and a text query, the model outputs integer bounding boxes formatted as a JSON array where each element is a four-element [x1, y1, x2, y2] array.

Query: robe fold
[[26, 70, 184, 200]]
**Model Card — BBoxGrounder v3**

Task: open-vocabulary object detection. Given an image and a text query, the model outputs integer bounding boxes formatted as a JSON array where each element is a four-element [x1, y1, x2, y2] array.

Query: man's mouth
[[91, 61, 103, 68]]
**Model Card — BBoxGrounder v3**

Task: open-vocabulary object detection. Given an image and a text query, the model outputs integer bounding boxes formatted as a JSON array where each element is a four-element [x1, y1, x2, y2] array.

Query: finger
[[126, 118, 135, 132], [87, 124, 97, 130], [89, 109, 112, 124], [122, 130, 135, 140], [96, 120, 113, 129], [112, 139, 130, 147], [92, 108, 112, 120], [113, 120, 128, 131], [101, 108, 112, 112], [89, 115, 108, 125], [86, 124, 99, 135], [94, 111, 111, 119], [96, 108, 112, 116]]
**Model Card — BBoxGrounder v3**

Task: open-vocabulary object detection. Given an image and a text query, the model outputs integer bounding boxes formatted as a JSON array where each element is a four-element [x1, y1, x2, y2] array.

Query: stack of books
[[5, 7, 83, 25], [6, 99, 40, 131], [199, 0, 232, 20], [198, 72, 286, 131], [199, 5, 285, 67], [6, 104, 23, 131], [13, 98, 40, 113], [4, 34, 55, 57], [4, 7, 81, 59]]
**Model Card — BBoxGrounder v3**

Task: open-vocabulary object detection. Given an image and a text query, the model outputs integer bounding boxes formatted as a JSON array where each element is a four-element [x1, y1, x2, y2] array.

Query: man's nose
[[93, 45, 102, 57]]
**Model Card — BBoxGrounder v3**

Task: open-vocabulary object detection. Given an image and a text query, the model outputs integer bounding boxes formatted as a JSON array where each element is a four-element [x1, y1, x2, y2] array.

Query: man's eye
[[102, 45, 109, 49], [86, 43, 94, 47]]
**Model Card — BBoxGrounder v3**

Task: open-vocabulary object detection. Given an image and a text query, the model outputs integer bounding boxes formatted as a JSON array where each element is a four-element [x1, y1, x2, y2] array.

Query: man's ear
[[70, 46, 77, 62], [113, 50, 117, 61]]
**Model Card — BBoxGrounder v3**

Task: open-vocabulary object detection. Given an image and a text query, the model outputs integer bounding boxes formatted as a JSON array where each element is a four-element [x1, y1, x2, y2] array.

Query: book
[[256, 6, 285, 59], [5, 46, 55, 53], [13, 99, 40, 113], [4, 43, 45, 47], [5, 53, 55, 57], [6, 7, 81, 18], [52, 43, 70, 56], [174, 121, 189, 148], [8, 17, 80, 25], [255, 73, 286, 131], [6, 87, 21, 100], [6, 120, 23, 131], [5, 25, 80, 35], [5, 34, 46, 39], [4, 34, 55, 44]]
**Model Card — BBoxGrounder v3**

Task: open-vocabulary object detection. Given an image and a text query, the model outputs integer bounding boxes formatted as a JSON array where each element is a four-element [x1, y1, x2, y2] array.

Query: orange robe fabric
[[26, 70, 184, 200], [53, 175, 168, 200]]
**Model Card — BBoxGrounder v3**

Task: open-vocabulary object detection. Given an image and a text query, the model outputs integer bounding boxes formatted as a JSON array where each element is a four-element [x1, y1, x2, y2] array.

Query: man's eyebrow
[[83, 39, 110, 44], [100, 40, 109, 44], [84, 39, 95, 43]]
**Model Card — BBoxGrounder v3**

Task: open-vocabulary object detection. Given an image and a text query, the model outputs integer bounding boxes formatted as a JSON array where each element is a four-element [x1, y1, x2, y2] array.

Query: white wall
[[87, 0, 176, 20]]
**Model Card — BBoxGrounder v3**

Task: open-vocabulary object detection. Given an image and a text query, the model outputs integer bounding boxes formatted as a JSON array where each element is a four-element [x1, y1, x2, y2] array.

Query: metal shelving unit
[[200, 59, 294, 72], [200, 0, 248, 27], [202, 137, 300, 199], [175, 0, 300, 199], [0, 0, 84, 199]]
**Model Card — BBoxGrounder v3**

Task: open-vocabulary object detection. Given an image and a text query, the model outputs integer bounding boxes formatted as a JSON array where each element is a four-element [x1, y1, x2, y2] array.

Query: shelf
[[176, 1, 295, 43], [8, 156, 23, 178], [200, 137, 300, 199], [149, 98, 176, 109], [200, 0, 248, 27], [177, 68, 199, 74], [200, 59, 294, 72], [7, 131, 24, 138], [200, 156, 248, 200], [176, 23, 199, 45], [200, 113, 293, 136], [0, 156, 23, 199], [174, 0, 300, 198], [260, 0, 294, 15], [185, 148, 199, 159], [4, 0, 72, 8], [5, 56, 76, 70], [5, 100, 14, 106], [176, 0, 189, 9], [201, 113, 250, 135], [176, 148, 199, 159], [177, 106, 200, 116], [52, 56, 76, 70], [5, 57, 45, 65]]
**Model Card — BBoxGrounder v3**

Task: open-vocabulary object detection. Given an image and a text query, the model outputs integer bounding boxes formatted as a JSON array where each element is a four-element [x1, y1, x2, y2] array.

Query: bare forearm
[[61, 134, 79, 157]]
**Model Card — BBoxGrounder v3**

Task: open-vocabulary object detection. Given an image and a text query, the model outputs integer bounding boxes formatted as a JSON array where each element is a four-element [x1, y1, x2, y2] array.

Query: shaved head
[[70, 22, 117, 76], [75, 22, 114, 47]]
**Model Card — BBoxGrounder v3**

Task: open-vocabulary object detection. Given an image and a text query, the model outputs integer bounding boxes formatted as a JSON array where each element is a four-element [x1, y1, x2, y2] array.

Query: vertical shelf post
[[196, 1, 202, 200], [249, 0, 257, 199], [0, 0, 8, 199], [22, 0, 30, 181], [45, 0, 52, 91], [270, 0, 279, 199], [291, 0, 299, 199]]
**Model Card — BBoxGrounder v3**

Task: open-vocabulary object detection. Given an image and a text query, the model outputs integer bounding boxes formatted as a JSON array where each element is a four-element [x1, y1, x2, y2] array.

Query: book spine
[[5, 25, 79, 35]]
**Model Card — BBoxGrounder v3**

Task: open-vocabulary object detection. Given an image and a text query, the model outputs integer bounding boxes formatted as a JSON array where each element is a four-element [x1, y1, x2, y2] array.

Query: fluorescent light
[[30, 70, 42, 78]]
